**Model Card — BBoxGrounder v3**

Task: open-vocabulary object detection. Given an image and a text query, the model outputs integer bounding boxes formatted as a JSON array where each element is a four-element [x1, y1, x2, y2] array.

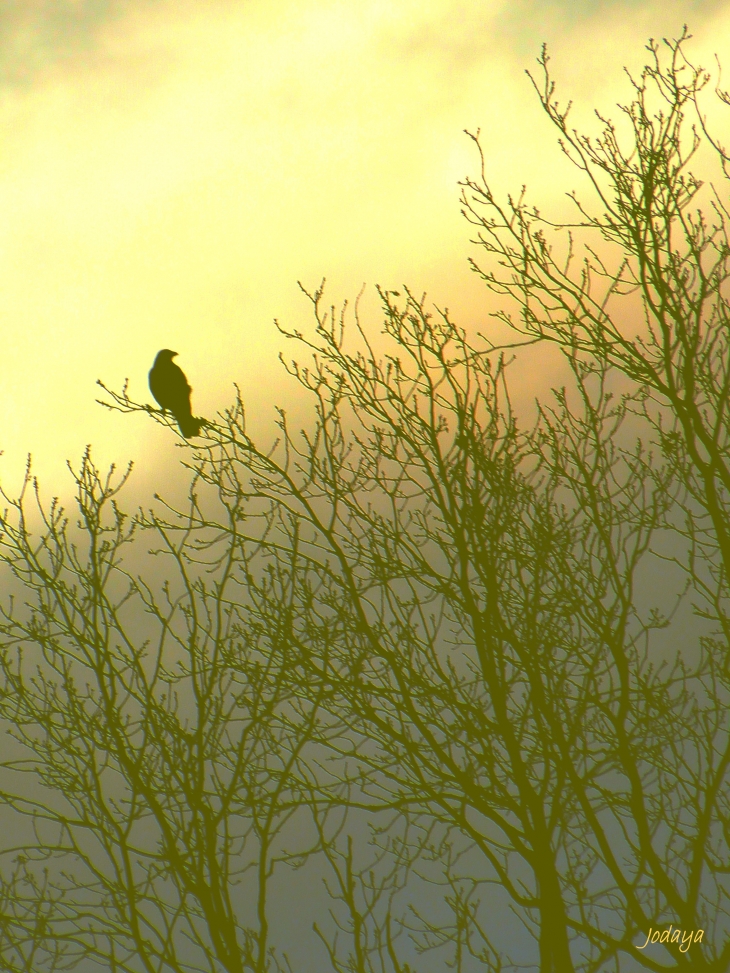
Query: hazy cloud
[[0, 0, 727, 501]]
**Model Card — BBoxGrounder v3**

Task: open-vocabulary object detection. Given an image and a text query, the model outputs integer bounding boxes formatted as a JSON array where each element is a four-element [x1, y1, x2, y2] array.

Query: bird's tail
[[177, 415, 203, 438]]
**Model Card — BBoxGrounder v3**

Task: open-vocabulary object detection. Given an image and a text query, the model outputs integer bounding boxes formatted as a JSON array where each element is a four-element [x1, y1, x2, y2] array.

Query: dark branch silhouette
[[148, 348, 202, 438], [3, 27, 730, 973]]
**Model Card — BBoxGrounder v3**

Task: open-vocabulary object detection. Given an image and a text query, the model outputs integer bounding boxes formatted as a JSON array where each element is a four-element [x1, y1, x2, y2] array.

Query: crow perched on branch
[[148, 349, 202, 438]]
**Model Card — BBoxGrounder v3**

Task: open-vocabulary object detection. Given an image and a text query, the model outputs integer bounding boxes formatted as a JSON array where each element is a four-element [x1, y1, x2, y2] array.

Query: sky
[[0, 0, 728, 506], [0, 5, 728, 968]]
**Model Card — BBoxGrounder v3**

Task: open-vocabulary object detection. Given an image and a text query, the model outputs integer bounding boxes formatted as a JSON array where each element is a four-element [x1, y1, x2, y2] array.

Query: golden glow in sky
[[0, 0, 727, 498]]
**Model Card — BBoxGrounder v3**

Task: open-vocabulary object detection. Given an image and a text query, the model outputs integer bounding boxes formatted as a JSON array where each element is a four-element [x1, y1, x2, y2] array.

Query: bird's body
[[148, 349, 201, 438]]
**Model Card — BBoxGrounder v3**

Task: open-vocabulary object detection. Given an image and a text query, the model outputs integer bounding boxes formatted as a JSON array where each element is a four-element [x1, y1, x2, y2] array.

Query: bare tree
[[459, 26, 730, 967], [0, 451, 335, 972], [1, 25, 729, 973]]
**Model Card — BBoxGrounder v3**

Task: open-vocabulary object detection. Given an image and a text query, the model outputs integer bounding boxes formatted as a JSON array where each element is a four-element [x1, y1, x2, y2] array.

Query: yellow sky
[[0, 0, 728, 502]]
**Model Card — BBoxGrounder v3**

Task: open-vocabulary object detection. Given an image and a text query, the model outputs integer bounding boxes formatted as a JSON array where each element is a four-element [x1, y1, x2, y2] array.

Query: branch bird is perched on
[[148, 349, 202, 438]]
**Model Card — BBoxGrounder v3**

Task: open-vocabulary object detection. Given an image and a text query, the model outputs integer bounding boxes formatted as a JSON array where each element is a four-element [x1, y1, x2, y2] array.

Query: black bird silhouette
[[148, 349, 202, 438]]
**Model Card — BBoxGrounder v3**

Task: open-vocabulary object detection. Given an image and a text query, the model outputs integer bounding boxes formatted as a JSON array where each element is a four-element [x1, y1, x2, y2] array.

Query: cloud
[[0, 0, 727, 502]]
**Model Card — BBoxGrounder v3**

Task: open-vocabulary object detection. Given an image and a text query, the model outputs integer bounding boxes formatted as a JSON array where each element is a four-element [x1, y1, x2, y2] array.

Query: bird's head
[[157, 349, 178, 360]]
